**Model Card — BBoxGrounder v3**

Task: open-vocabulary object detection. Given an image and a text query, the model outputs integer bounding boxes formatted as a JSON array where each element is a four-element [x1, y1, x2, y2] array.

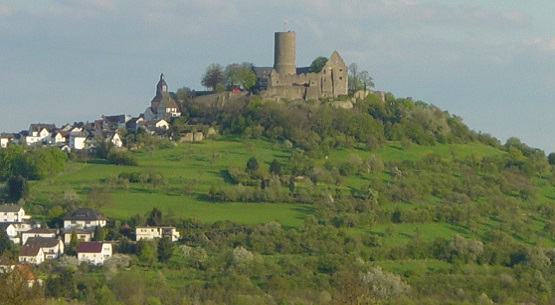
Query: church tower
[[156, 73, 168, 96]]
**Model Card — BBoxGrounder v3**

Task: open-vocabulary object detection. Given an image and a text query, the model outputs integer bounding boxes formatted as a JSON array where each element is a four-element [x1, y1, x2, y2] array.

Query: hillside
[[3, 92, 555, 304]]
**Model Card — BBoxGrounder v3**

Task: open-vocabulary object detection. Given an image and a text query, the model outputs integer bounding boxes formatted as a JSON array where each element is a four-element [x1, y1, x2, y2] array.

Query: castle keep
[[254, 31, 348, 100]]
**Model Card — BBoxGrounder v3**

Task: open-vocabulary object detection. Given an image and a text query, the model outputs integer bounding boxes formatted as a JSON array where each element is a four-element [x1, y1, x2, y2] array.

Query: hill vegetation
[[3, 92, 555, 304]]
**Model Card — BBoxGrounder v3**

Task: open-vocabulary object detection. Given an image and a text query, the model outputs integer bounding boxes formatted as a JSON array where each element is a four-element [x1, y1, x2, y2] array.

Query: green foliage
[[308, 56, 328, 73], [0, 229, 13, 255], [157, 237, 174, 263], [107, 151, 138, 166], [0, 146, 66, 181], [137, 239, 157, 265], [6, 175, 29, 202], [201, 63, 225, 91]]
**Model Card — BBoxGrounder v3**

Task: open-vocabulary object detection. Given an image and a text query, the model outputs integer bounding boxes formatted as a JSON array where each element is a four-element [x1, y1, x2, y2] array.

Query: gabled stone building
[[254, 31, 348, 101]]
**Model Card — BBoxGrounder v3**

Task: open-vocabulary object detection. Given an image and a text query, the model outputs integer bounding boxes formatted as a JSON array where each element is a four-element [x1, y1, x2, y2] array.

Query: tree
[[6, 175, 29, 202], [548, 152, 555, 166], [94, 225, 106, 241], [348, 63, 374, 94], [246, 157, 260, 176], [175, 86, 195, 102], [308, 56, 328, 73], [0, 267, 43, 305], [225, 63, 256, 90], [357, 70, 374, 92], [146, 207, 163, 226], [201, 63, 225, 91], [0, 229, 13, 255], [137, 239, 157, 265], [157, 237, 174, 263], [67, 228, 78, 255], [269, 159, 282, 176]]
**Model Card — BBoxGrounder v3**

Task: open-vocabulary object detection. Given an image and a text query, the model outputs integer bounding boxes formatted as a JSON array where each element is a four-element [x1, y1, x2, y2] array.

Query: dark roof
[[0, 133, 14, 139], [296, 67, 310, 74], [0, 223, 15, 230], [0, 204, 23, 213], [64, 208, 106, 221], [25, 237, 60, 248], [63, 228, 94, 235], [23, 228, 57, 235], [19, 245, 42, 257], [77, 242, 103, 253], [29, 123, 56, 132]]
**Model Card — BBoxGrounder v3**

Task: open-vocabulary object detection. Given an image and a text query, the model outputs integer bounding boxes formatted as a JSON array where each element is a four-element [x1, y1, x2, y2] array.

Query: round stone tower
[[274, 31, 296, 75]]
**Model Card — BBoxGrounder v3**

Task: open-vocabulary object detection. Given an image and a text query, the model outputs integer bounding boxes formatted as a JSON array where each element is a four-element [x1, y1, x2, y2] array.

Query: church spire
[[156, 73, 168, 96]]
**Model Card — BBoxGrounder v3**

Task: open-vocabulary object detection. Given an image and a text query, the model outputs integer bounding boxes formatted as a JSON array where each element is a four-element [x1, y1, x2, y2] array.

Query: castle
[[253, 31, 348, 100]]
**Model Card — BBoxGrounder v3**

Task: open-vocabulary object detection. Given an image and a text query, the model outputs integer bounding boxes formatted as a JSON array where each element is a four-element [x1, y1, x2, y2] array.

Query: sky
[[1, 0, 555, 152]]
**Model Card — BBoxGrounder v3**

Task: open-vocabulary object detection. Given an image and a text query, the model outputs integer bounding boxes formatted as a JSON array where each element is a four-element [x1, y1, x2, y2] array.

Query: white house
[[50, 131, 67, 145], [0, 223, 19, 244], [21, 228, 57, 245], [108, 132, 123, 148], [63, 208, 107, 230], [0, 133, 14, 148], [18, 245, 45, 265], [77, 242, 112, 265], [63, 228, 94, 245], [135, 226, 181, 242], [24, 237, 64, 259], [0, 205, 31, 223], [25, 124, 55, 145], [69, 132, 88, 150]]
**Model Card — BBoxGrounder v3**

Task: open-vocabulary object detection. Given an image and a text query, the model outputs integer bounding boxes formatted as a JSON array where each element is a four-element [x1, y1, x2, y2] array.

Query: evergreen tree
[[94, 225, 105, 241], [67, 228, 78, 255], [157, 237, 174, 263]]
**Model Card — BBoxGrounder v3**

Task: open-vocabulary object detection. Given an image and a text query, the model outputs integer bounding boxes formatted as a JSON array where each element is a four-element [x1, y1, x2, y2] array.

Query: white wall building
[[77, 242, 112, 265], [135, 226, 181, 242], [63, 208, 107, 230], [0, 205, 31, 223]]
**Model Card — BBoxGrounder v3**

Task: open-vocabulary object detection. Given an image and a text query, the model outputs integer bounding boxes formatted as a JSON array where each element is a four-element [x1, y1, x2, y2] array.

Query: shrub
[[108, 151, 138, 166]]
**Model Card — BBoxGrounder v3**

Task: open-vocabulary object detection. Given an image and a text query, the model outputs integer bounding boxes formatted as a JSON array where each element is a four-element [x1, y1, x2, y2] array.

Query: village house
[[0, 205, 31, 223], [63, 208, 107, 230], [21, 227, 58, 245], [0, 223, 20, 244], [69, 131, 88, 150], [77, 241, 112, 265], [18, 245, 45, 265], [63, 228, 94, 245], [0, 133, 14, 148], [135, 226, 181, 242], [24, 123, 56, 145], [24, 237, 64, 259]]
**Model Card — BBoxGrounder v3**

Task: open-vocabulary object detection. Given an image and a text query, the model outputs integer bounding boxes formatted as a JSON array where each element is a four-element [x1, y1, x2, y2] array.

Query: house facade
[[21, 228, 57, 245], [24, 237, 64, 259], [77, 242, 112, 265], [0, 205, 31, 223], [135, 226, 181, 242], [63, 208, 107, 230], [18, 246, 45, 265], [63, 228, 94, 245], [0, 223, 19, 244]]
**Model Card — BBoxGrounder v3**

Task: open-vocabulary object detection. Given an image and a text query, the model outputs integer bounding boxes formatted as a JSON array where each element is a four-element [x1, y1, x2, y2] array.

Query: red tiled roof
[[77, 242, 103, 253]]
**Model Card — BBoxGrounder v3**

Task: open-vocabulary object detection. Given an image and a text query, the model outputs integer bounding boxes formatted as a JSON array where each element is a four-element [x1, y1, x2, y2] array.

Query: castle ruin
[[253, 31, 348, 101]]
